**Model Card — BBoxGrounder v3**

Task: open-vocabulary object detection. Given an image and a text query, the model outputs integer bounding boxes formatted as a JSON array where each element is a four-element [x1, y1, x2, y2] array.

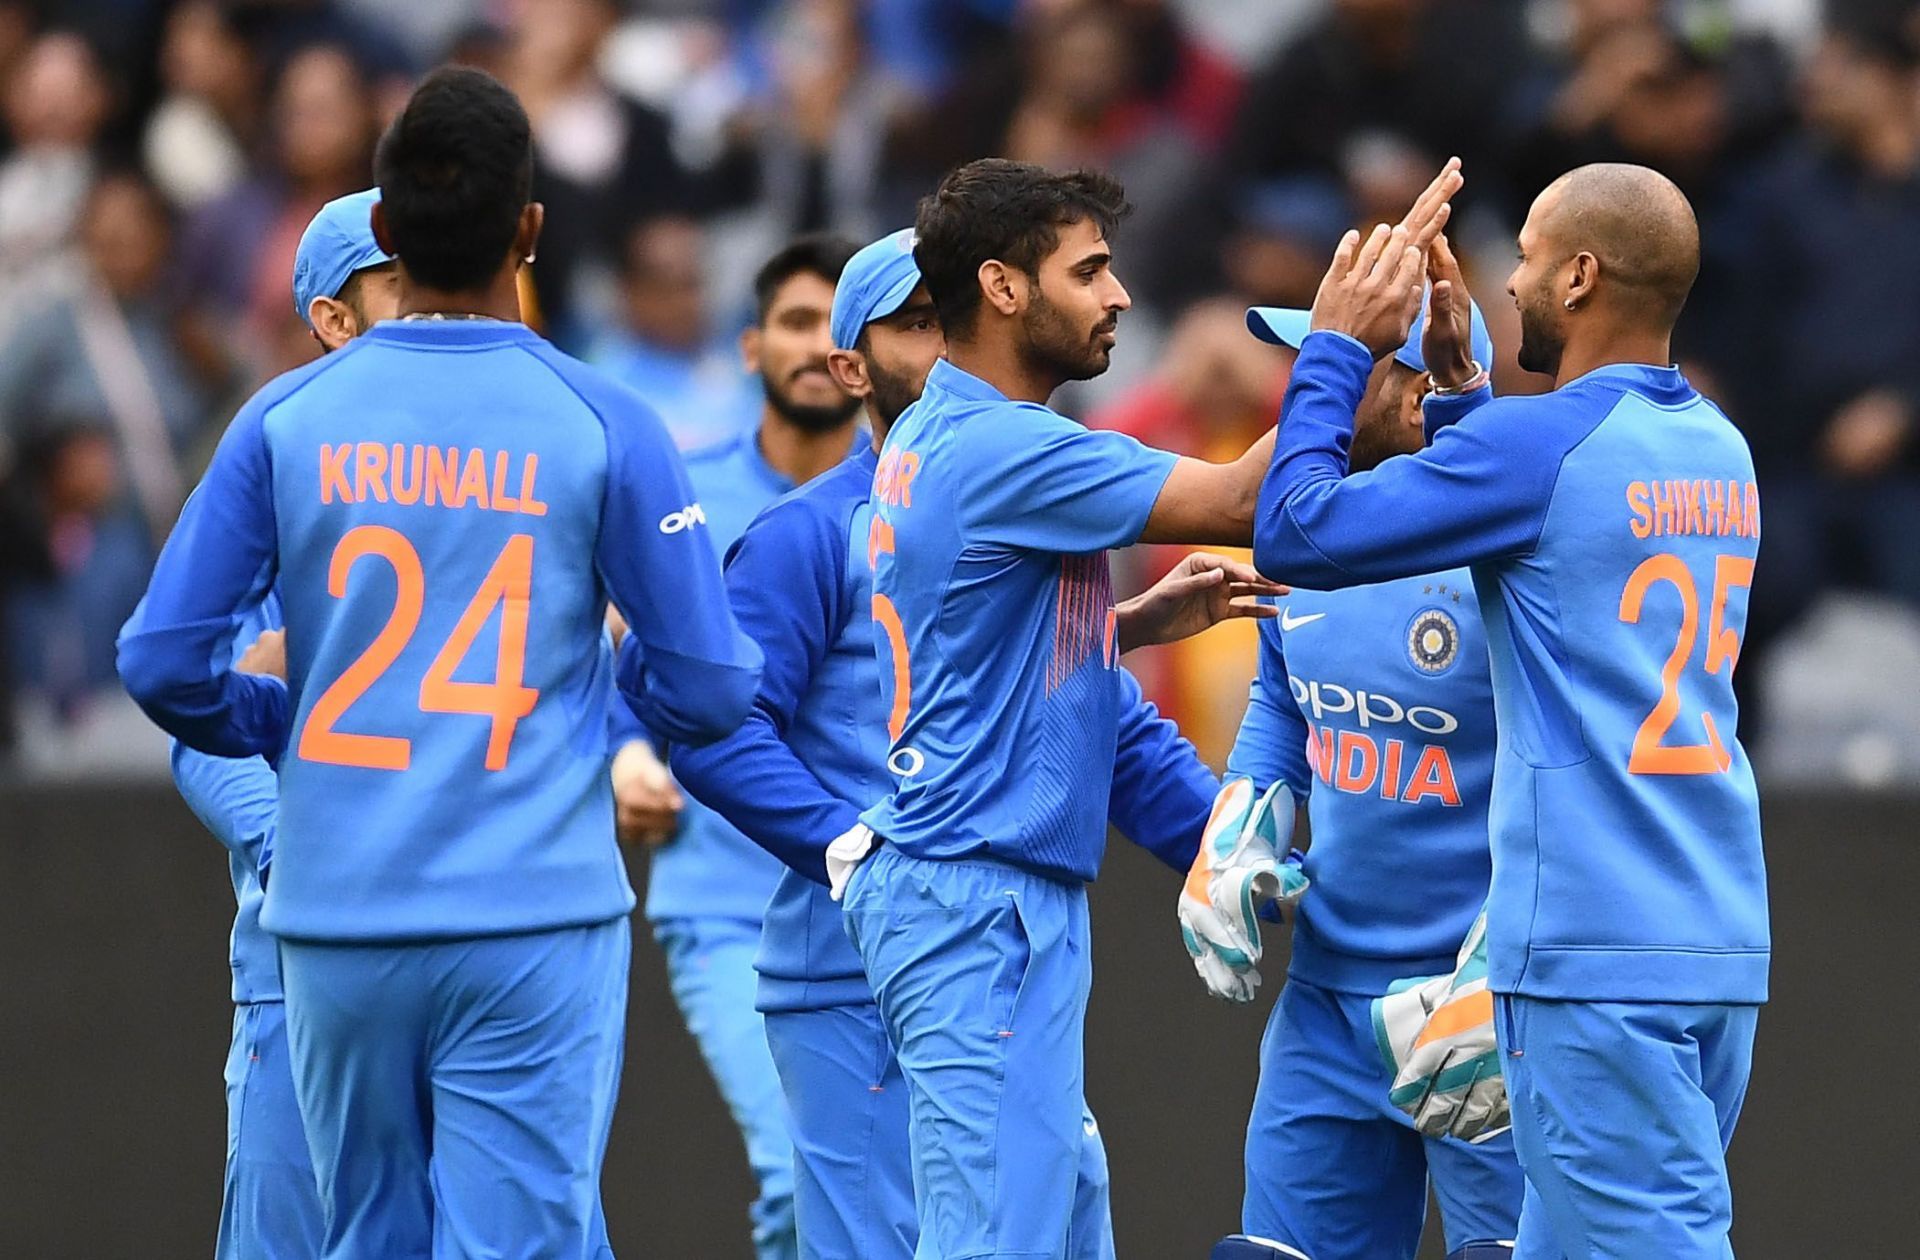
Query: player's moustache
[[788, 360, 833, 383]]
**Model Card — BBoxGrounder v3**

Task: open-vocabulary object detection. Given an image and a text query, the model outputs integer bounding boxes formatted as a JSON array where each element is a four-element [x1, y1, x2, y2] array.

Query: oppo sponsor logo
[[1287, 677, 1459, 735], [658, 503, 708, 534]]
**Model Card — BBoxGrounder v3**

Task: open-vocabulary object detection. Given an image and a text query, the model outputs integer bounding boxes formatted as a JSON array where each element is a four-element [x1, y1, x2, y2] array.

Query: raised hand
[[1397, 156, 1464, 254], [1308, 222, 1427, 360], [1422, 233, 1480, 390]]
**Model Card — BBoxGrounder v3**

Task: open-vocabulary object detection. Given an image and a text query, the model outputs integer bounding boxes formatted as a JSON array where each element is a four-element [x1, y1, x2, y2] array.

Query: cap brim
[[865, 270, 921, 328], [1246, 307, 1314, 349]]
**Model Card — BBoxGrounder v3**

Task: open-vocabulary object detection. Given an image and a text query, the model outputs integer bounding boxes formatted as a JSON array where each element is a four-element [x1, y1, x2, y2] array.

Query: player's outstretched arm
[[1114, 552, 1282, 653], [670, 498, 863, 886], [118, 403, 286, 757], [591, 380, 763, 746]]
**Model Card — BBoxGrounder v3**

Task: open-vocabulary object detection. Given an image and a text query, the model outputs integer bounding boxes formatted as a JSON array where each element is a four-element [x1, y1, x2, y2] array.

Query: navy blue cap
[[292, 189, 393, 328], [831, 228, 922, 352], [1246, 291, 1494, 375]]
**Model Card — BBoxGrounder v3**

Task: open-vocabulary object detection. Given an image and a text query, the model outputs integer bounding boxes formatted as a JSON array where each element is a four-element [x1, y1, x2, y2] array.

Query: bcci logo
[[1407, 608, 1460, 674]]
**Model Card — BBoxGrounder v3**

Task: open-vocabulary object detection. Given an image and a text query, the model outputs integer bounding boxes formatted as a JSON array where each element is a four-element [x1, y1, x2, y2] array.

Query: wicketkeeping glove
[[1371, 909, 1509, 1142], [1177, 776, 1309, 1004]]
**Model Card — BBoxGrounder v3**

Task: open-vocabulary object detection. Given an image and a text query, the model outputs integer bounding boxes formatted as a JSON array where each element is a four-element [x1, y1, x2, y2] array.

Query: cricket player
[[612, 233, 863, 1260], [671, 228, 1277, 1259], [165, 187, 395, 1260], [1196, 286, 1522, 1260], [830, 159, 1458, 1258], [120, 67, 760, 1257], [1251, 163, 1767, 1260]]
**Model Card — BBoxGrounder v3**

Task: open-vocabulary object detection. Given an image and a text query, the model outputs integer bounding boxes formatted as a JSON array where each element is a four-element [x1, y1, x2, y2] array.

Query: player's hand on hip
[[612, 739, 683, 849], [1371, 910, 1510, 1142], [1116, 553, 1285, 653], [236, 628, 287, 681], [1309, 222, 1428, 361], [1176, 777, 1308, 1003]]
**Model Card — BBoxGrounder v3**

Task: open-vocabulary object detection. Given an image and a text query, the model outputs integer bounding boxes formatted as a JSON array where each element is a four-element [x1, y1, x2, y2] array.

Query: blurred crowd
[[4, 0, 1920, 781]]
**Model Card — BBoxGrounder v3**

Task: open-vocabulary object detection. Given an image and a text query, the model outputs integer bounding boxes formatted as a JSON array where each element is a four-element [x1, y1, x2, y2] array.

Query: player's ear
[[1566, 250, 1599, 311], [979, 259, 1022, 318], [515, 202, 544, 266], [308, 296, 357, 353], [739, 323, 763, 374], [370, 198, 392, 257], [828, 348, 872, 400]]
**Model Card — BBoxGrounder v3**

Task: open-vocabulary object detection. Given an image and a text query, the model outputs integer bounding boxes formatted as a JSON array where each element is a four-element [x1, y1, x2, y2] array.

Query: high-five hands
[[1421, 233, 1481, 391], [1116, 552, 1287, 653], [1178, 776, 1309, 1004], [1310, 158, 1464, 360]]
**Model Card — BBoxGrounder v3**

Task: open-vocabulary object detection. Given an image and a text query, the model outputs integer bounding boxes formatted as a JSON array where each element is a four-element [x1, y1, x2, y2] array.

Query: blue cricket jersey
[[119, 319, 762, 943], [1255, 331, 1768, 1005], [1229, 573, 1495, 996], [672, 442, 1217, 1012], [858, 360, 1180, 883], [640, 428, 854, 925], [169, 592, 285, 1004]]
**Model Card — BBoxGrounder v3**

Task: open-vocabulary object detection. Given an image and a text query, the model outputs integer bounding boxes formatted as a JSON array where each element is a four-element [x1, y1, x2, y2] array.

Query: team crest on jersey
[[1407, 608, 1460, 674]]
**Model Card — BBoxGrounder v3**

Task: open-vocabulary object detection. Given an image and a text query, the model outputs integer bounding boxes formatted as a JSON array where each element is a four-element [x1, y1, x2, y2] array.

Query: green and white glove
[[1371, 910, 1509, 1142], [1177, 777, 1309, 1003]]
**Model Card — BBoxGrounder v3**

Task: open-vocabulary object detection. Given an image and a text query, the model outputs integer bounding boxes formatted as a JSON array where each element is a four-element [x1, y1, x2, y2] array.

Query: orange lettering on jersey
[[1742, 481, 1760, 539], [1310, 726, 1335, 785], [1402, 745, 1461, 805], [454, 448, 490, 511], [1682, 480, 1705, 536], [425, 446, 460, 507], [320, 443, 353, 504], [1380, 738, 1404, 800], [1627, 482, 1652, 539], [875, 449, 921, 508], [390, 443, 422, 505], [1650, 480, 1675, 537], [354, 442, 390, 503], [867, 515, 895, 568], [518, 454, 547, 516], [1702, 480, 1725, 537], [491, 451, 520, 513], [1335, 730, 1378, 793]]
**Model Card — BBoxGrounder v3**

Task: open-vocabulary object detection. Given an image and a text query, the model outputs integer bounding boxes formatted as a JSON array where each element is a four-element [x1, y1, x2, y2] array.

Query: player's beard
[[866, 356, 926, 428], [1515, 281, 1567, 378], [762, 363, 863, 433], [1019, 286, 1116, 385]]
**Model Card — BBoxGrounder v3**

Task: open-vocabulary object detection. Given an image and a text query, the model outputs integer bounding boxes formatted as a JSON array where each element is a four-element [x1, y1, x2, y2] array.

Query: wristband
[[1430, 360, 1489, 396]]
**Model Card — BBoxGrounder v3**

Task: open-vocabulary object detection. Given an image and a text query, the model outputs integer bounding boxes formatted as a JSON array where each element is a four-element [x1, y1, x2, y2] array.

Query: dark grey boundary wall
[[1, 786, 1912, 1257]]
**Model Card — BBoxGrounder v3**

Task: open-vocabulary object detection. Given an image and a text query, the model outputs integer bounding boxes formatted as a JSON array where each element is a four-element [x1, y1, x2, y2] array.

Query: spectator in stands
[[0, 170, 228, 545], [1223, 0, 1523, 221], [507, 0, 689, 347], [143, 1, 263, 211], [0, 31, 113, 302], [591, 215, 759, 451], [177, 41, 376, 369], [1737, 20, 1920, 677]]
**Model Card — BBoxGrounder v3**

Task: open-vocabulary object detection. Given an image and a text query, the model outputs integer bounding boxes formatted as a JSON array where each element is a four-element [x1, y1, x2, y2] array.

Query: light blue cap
[[292, 188, 394, 327], [1246, 292, 1494, 375], [831, 228, 922, 352]]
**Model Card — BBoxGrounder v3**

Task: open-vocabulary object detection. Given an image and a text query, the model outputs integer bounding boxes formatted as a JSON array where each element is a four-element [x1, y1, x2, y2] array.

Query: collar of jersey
[[363, 319, 540, 348], [1558, 361, 1692, 406], [925, 358, 1009, 404]]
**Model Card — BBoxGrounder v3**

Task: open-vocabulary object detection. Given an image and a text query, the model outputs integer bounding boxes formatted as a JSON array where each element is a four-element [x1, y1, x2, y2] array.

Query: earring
[[1564, 299, 1576, 310], [523, 253, 537, 266]]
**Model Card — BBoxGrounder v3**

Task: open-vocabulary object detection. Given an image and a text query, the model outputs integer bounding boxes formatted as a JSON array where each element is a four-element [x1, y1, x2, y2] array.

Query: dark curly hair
[[912, 159, 1132, 338]]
